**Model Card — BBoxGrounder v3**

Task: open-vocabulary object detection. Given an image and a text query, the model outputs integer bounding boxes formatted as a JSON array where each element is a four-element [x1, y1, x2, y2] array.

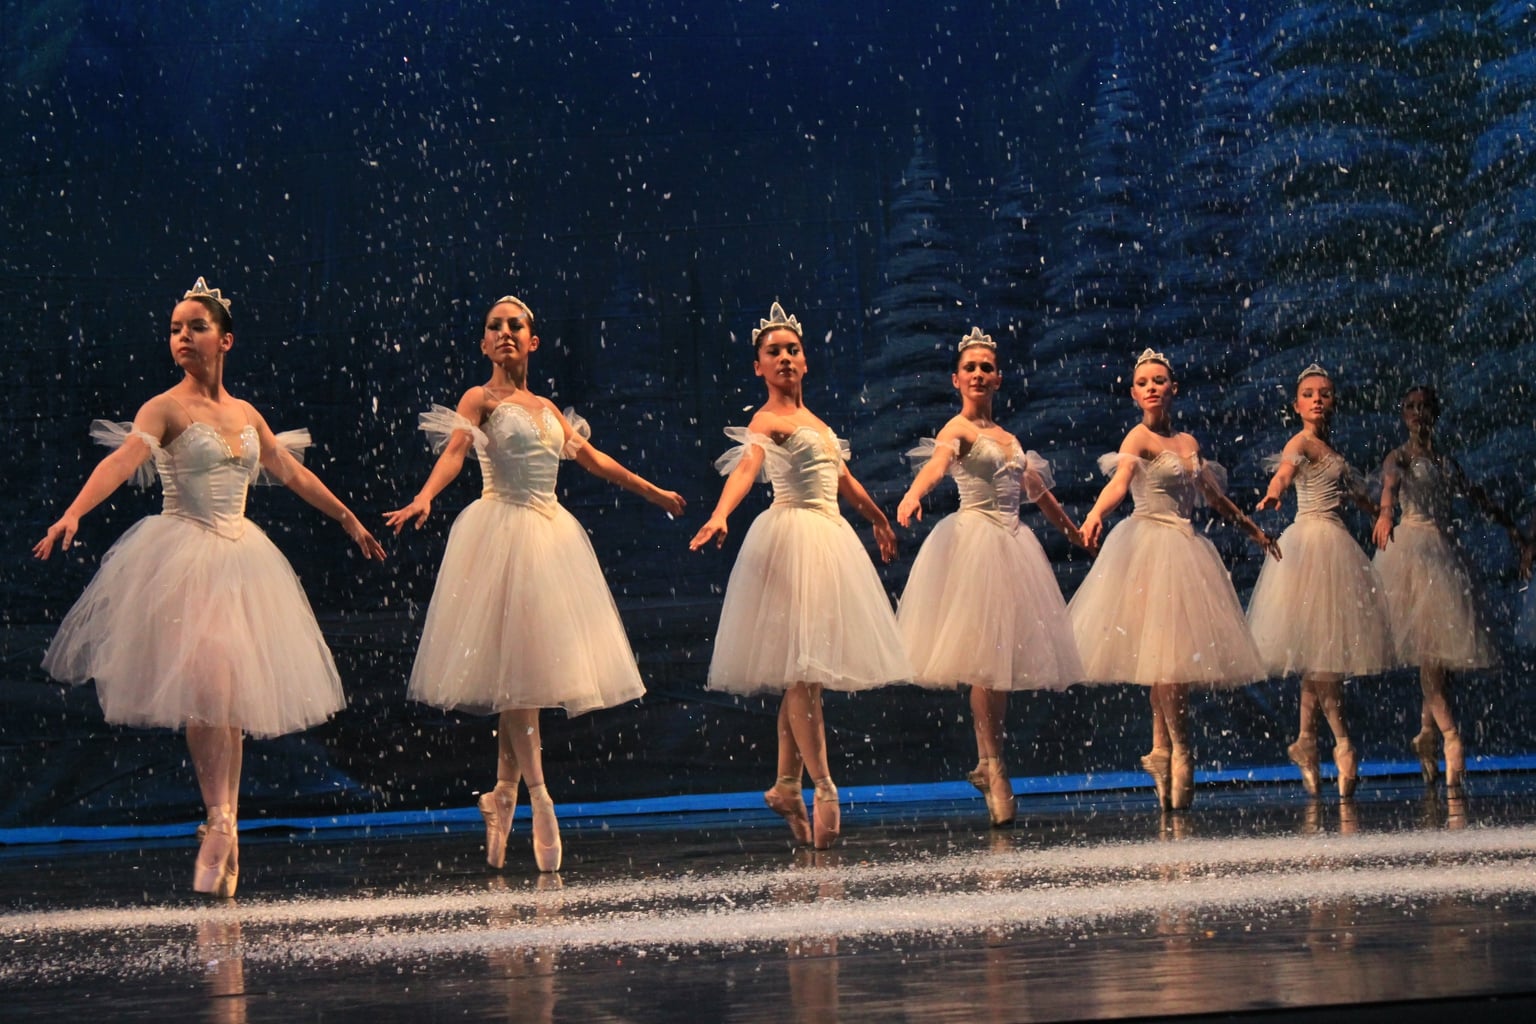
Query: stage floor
[[3, 775, 1536, 1022]]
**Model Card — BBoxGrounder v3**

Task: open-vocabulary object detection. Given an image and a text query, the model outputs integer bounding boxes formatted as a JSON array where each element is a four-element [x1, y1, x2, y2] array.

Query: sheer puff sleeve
[[88, 419, 161, 489], [1020, 450, 1055, 504], [418, 404, 489, 453], [904, 437, 961, 476], [714, 426, 773, 480], [559, 407, 591, 460], [255, 429, 314, 486]]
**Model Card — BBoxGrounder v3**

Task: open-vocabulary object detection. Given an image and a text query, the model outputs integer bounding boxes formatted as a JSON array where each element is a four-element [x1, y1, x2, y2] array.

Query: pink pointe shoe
[[1442, 730, 1466, 793], [1410, 727, 1440, 786], [1333, 740, 1360, 799], [764, 777, 812, 846], [968, 757, 1016, 827], [1169, 748, 1195, 811], [478, 782, 519, 869], [193, 805, 237, 896], [811, 778, 841, 850], [1287, 737, 1321, 797], [1138, 749, 1172, 810], [527, 784, 562, 873]]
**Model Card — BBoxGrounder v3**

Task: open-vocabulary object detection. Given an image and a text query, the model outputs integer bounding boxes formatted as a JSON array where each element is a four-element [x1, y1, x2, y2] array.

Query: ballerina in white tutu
[[689, 302, 910, 850], [386, 295, 684, 873], [895, 327, 1085, 826], [1247, 365, 1394, 798], [34, 278, 387, 897], [1371, 384, 1523, 792], [1070, 349, 1278, 810]]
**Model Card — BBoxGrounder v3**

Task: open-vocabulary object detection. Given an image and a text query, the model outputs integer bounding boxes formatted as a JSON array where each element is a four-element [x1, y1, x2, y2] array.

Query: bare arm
[[384, 389, 484, 534], [33, 399, 169, 559], [1256, 435, 1305, 512], [896, 428, 963, 527], [252, 405, 386, 561], [1033, 488, 1084, 548], [689, 443, 765, 551], [1079, 456, 1135, 553], [838, 467, 897, 563], [1371, 451, 1401, 549], [1198, 467, 1280, 560]]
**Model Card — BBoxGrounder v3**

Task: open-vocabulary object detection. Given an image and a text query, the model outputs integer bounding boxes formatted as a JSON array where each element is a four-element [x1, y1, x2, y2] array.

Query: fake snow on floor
[[3, 826, 1534, 982]]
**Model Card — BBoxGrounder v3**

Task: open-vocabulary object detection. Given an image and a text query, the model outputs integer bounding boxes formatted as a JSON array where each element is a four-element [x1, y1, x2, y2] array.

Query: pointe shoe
[[1409, 728, 1440, 786], [1139, 750, 1172, 810], [1169, 748, 1195, 811], [1287, 737, 1321, 797], [983, 760, 1016, 827], [1334, 740, 1360, 799], [215, 819, 240, 899], [193, 805, 236, 895], [478, 783, 519, 869], [811, 778, 841, 850], [763, 777, 812, 846], [1442, 729, 1466, 793], [527, 784, 562, 873]]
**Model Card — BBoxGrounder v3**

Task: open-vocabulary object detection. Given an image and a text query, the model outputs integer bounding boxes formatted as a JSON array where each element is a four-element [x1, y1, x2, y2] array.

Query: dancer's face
[[1130, 361, 1175, 411], [1294, 374, 1335, 425], [1401, 389, 1437, 433], [953, 346, 1000, 400], [168, 299, 232, 370], [754, 328, 806, 389], [481, 301, 539, 366]]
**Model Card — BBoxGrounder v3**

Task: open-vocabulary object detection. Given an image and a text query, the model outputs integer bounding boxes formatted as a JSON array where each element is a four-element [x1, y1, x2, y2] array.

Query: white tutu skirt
[[407, 497, 645, 716], [898, 512, 1082, 690], [42, 515, 344, 738], [1246, 517, 1395, 676], [707, 506, 910, 694], [1068, 517, 1265, 687], [1373, 522, 1496, 669]]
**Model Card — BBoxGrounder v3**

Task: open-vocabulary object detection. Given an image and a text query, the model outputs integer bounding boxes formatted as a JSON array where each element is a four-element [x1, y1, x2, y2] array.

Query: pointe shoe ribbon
[[764, 777, 812, 846], [193, 805, 236, 896], [1410, 728, 1440, 786], [479, 782, 519, 869], [1139, 750, 1172, 810], [1169, 748, 1195, 811], [975, 757, 1016, 827], [1287, 737, 1321, 797], [1334, 741, 1360, 799]]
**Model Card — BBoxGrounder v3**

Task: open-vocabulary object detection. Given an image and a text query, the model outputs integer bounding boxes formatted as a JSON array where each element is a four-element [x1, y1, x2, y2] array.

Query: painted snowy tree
[[1445, 0, 1536, 501], [1024, 49, 1157, 509], [1239, 2, 1490, 459], [1149, 36, 1267, 459], [858, 135, 968, 526]]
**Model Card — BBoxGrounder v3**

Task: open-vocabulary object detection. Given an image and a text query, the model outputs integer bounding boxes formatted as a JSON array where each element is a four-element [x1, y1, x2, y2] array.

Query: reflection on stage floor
[[3, 775, 1536, 1022]]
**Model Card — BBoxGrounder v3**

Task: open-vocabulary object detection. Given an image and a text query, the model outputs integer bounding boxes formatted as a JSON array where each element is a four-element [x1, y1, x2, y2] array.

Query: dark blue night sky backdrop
[[3, 0, 1533, 827]]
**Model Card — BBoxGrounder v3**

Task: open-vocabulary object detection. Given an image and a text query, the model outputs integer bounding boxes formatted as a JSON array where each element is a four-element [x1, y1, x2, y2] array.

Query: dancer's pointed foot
[[1334, 740, 1360, 799], [1139, 749, 1172, 810], [478, 781, 519, 869], [811, 777, 840, 851], [1442, 729, 1466, 793], [982, 759, 1016, 827], [1169, 748, 1195, 811], [527, 784, 562, 873], [193, 805, 236, 896], [1287, 736, 1321, 796], [1409, 727, 1440, 786], [763, 777, 812, 846]]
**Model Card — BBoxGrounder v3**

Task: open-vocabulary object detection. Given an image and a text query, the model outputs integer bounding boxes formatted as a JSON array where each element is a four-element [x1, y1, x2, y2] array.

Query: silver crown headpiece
[[752, 301, 803, 344], [1297, 362, 1331, 383], [183, 277, 231, 313], [957, 326, 996, 352], [1134, 347, 1171, 370], [492, 295, 535, 322]]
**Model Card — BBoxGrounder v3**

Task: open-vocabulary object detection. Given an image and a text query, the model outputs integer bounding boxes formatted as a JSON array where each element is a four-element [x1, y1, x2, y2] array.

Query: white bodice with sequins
[[154, 423, 261, 540], [718, 425, 848, 517], [474, 403, 567, 516], [1396, 454, 1453, 529], [1101, 450, 1209, 524]]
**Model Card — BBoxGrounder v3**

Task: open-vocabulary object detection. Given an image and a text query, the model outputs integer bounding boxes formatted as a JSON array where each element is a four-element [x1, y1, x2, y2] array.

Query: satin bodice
[[474, 404, 566, 515], [156, 423, 260, 539], [1100, 450, 1211, 527], [951, 436, 1044, 532], [762, 426, 844, 515], [1292, 452, 1357, 522], [1397, 454, 1453, 528]]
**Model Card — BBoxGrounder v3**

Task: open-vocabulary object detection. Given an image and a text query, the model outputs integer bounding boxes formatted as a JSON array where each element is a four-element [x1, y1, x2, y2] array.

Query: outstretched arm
[[897, 428, 962, 527], [1449, 456, 1522, 552], [690, 443, 765, 551], [385, 389, 484, 534], [1256, 436, 1304, 512], [573, 443, 686, 516], [252, 406, 385, 561], [33, 399, 169, 560], [1199, 468, 1280, 560], [1079, 457, 1134, 553], [839, 468, 897, 563], [1034, 488, 1084, 548], [1371, 451, 1401, 549]]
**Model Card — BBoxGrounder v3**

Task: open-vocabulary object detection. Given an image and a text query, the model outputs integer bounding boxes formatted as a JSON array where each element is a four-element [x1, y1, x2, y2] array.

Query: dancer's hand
[[873, 519, 897, 563], [1371, 512, 1394, 549], [690, 517, 728, 551], [896, 493, 922, 528], [342, 513, 387, 560], [384, 497, 432, 534], [32, 514, 81, 560], [650, 489, 687, 517], [1079, 512, 1104, 553]]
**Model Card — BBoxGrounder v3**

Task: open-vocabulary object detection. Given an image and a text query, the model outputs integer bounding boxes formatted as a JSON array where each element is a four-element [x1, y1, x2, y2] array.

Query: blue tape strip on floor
[[5, 754, 1535, 846]]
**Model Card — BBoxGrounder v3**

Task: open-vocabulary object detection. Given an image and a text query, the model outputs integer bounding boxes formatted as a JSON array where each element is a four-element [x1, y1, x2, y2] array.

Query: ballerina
[[895, 327, 1086, 826], [1069, 349, 1278, 810], [690, 302, 910, 850], [34, 278, 386, 897], [1371, 384, 1523, 792], [1246, 365, 1394, 798], [386, 295, 685, 872]]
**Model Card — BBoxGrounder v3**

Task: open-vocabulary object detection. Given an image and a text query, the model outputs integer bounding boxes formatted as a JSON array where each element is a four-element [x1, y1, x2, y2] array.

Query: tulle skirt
[[41, 515, 344, 738], [1246, 516, 1395, 677], [1373, 522, 1496, 669], [898, 511, 1082, 690], [407, 497, 645, 716], [707, 505, 910, 695], [1068, 515, 1265, 687]]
